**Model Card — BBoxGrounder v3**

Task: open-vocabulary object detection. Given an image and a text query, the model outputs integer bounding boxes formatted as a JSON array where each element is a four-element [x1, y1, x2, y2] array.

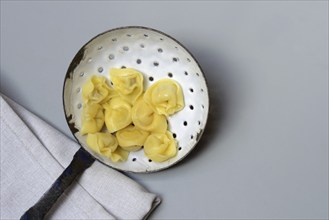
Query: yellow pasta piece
[[110, 147, 130, 162], [103, 97, 132, 133], [80, 103, 104, 135], [86, 132, 129, 162], [86, 132, 118, 154], [144, 79, 184, 116], [144, 131, 177, 162], [109, 68, 143, 105], [132, 97, 167, 133], [82, 75, 117, 104], [116, 125, 149, 151]]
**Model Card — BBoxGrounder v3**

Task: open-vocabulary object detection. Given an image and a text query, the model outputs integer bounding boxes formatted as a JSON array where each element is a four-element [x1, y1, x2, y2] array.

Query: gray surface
[[1, 1, 328, 219]]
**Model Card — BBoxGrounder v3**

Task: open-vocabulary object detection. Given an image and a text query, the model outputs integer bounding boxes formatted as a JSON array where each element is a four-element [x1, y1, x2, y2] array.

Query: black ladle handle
[[20, 147, 95, 220]]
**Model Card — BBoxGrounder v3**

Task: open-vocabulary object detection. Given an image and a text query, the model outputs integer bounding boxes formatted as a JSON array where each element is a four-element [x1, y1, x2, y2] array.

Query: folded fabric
[[0, 95, 161, 219]]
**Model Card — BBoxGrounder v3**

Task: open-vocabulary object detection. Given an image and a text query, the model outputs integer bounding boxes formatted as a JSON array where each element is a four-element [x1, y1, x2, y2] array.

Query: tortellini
[[110, 68, 143, 105], [116, 125, 149, 151], [110, 147, 130, 163], [80, 103, 104, 135], [82, 75, 117, 104], [132, 97, 167, 134], [144, 79, 184, 116], [87, 132, 128, 162], [144, 131, 177, 162], [87, 132, 118, 155], [103, 97, 132, 133], [80, 68, 185, 163]]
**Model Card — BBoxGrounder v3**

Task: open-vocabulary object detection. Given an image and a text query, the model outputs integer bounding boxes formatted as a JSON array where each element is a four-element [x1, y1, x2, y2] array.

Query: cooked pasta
[[86, 132, 128, 162], [80, 103, 104, 135], [80, 69, 185, 163], [144, 131, 177, 162], [109, 68, 143, 105], [103, 97, 132, 133], [144, 79, 184, 116], [132, 97, 167, 133], [82, 75, 117, 104], [116, 125, 149, 151]]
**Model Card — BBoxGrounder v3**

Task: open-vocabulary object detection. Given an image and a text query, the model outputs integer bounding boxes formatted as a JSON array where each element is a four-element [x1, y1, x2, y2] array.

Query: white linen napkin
[[0, 95, 161, 219]]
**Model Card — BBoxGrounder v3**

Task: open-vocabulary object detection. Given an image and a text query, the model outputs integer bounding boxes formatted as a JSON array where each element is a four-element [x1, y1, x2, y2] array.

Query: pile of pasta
[[80, 68, 184, 163]]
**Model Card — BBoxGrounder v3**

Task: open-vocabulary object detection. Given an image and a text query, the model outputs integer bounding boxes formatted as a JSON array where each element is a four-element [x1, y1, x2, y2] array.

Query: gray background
[[1, 1, 328, 219]]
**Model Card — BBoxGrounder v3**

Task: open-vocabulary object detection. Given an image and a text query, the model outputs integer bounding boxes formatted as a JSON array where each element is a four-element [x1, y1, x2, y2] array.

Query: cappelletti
[[80, 68, 184, 163]]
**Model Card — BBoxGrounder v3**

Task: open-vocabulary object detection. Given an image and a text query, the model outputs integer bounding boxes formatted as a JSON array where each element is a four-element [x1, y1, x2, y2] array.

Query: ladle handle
[[20, 147, 95, 220]]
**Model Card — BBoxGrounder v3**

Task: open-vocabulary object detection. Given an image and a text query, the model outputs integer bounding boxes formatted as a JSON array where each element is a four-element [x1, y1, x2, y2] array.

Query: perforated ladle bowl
[[63, 26, 209, 172], [21, 26, 209, 219]]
